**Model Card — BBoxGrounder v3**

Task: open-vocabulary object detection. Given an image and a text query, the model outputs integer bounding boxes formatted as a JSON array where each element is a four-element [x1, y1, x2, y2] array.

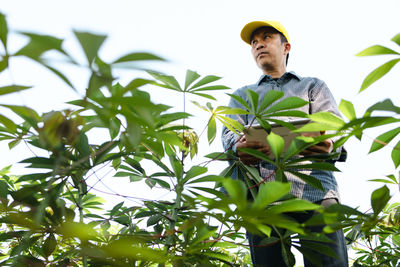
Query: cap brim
[[240, 21, 290, 44]]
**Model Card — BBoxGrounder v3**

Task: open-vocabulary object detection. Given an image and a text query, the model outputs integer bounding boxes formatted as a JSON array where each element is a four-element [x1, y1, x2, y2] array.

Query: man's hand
[[236, 136, 270, 165], [300, 132, 333, 156]]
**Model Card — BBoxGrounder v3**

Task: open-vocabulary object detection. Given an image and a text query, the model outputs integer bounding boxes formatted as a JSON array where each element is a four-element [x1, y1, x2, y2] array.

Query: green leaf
[[125, 122, 141, 147], [15, 32, 67, 59], [1, 105, 40, 127], [187, 175, 224, 184], [267, 199, 319, 214], [183, 166, 208, 183], [17, 172, 51, 183], [246, 89, 259, 112], [0, 13, 8, 49], [0, 56, 8, 73], [360, 58, 400, 92], [369, 127, 400, 153], [371, 185, 391, 216], [43, 234, 57, 257], [190, 75, 221, 89], [218, 116, 245, 133], [191, 92, 216, 100], [109, 117, 121, 139], [184, 69, 200, 91], [169, 156, 183, 179], [391, 33, 400, 46], [20, 157, 55, 169], [264, 96, 308, 114], [0, 179, 8, 199], [215, 106, 249, 115], [73, 31, 107, 65], [356, 45, 400, 56], [42, 64, 76, 91], [391, 140, 400, 168], [0, 114, 17, 132], [76, 132, 91, 159], [207, 116, 217, 144], [287, 162, 339, 172], [286, 171, 324, 191], [147, 214, 163, 227], [237, 147, 274, 164], [190, 85, 230, 92], [306, 112, 345, 129], [222, 179, 247, 210], [267, 131, 284, 159], [251, 182, 291, 210], [259, 90, 284, 113], [147, 71, 182, 91], [151, 178, 170, 189], [113, 52, 164, 63], [339, 99, 356, 120], [227, 93, 251, 111]]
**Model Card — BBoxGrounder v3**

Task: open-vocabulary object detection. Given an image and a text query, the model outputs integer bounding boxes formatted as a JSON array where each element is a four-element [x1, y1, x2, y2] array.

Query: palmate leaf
[[360, 58, 400, 92], [369, 127, 400, 153], [356, 45, 400, 57], [73, 31, 107, 65]]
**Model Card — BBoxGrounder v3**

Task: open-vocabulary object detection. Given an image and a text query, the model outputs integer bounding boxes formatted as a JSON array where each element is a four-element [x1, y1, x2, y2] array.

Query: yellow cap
[[240, 20, 290, 44]]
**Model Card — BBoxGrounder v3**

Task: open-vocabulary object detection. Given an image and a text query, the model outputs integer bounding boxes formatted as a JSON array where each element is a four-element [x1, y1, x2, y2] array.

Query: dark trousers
[[247, 199, 348, 267]]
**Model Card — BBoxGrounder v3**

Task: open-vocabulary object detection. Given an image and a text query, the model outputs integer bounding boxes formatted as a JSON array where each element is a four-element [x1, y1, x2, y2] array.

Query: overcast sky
[[1, 0, 400, 213]]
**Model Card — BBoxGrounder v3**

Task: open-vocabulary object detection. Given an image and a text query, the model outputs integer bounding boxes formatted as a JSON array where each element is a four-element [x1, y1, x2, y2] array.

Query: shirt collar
[[256, 71, 301, 85]]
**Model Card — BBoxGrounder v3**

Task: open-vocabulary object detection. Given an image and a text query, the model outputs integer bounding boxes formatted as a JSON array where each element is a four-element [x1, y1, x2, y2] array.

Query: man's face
[[250, 27, 290, 71]]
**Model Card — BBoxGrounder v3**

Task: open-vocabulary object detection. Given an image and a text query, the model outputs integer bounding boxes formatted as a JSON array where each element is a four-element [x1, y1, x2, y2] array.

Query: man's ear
[[284, 42, 291, 55]]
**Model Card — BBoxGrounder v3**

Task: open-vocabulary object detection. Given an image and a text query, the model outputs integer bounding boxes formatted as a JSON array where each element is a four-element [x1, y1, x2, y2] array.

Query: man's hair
[[250, 26, 289, 66]]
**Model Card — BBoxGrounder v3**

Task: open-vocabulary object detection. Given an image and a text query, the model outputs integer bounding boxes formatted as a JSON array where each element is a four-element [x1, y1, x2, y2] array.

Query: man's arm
[[301, 80, 341, 156]]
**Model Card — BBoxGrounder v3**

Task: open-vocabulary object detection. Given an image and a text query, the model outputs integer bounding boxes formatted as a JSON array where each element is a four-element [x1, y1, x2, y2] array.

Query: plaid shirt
[[221, 72, 341, 202]]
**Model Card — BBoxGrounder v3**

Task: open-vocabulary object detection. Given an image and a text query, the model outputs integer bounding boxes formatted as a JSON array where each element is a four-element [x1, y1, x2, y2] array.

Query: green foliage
[[356, 33, 400, 92], [0, 13, 399, 267]]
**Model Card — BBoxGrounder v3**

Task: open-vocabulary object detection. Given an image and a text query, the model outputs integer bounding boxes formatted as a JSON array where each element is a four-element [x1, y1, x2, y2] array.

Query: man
[[221, 20, 348, 267]]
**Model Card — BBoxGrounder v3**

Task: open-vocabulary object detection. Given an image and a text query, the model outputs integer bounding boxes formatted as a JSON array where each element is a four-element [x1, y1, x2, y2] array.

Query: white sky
[[1, 0, 400, 221]]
